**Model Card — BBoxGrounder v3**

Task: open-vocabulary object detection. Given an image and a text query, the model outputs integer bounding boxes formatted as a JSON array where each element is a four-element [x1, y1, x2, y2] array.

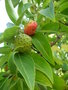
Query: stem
[[50, 34, 63, 47]]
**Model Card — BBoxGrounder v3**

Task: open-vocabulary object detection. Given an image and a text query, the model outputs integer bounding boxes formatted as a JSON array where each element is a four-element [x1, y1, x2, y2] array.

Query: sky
[[0, 0, 11, 33]]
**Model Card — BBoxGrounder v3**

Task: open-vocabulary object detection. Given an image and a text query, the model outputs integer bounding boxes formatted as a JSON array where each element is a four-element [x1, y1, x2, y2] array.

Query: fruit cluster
[[14, 21, 37, 53]]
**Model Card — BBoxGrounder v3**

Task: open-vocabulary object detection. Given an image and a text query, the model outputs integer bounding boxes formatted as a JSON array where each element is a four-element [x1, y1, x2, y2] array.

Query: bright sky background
[[0, 0, 11, 33]]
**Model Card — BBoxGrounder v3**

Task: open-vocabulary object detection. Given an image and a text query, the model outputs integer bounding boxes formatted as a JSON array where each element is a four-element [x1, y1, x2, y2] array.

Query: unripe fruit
[[24, 21, 37, 35], [14, 33, 32, 53]]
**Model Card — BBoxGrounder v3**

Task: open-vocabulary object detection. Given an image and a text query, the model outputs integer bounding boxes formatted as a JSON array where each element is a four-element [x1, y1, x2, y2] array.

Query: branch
[[50, 34, 62, 47], [59, 20, 68, 26]]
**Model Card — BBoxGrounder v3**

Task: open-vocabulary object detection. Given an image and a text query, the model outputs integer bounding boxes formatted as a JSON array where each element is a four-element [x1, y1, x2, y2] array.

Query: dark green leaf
[[32, 32, 54, 65], [14, 53, 35, 90], [32, 53, 53, 84]]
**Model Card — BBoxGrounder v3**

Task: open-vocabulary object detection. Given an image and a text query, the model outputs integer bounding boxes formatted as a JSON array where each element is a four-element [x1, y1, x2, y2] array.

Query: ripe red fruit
[[24, 21, 37, 35]]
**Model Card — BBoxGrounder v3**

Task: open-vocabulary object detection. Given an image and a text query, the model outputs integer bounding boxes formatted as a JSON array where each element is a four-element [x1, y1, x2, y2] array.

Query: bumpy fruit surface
[[14, 33, 32, 53], [24, 21, 37, 35]]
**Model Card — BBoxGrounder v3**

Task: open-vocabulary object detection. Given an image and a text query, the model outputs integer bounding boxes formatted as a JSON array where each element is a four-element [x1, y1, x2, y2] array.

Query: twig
[[50, 34, 63, 47]]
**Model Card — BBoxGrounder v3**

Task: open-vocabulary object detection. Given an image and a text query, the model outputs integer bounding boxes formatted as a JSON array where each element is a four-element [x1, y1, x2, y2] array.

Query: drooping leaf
[[5, 0, 18, 23], [32, 53, 53, 84], [32, 32, 54, 65], [14, 53, 35, 90]]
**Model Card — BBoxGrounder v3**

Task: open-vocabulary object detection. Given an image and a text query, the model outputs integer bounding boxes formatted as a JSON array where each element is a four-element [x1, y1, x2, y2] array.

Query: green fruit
[[14, 33, 32, 53]]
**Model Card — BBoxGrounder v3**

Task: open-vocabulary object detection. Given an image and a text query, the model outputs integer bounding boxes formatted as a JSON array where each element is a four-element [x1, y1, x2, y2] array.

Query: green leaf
[[9, 77, 19, 89], [1, 78, 11, 90], [62, 63, 68, 71], [59, 2, 68, 15], [8, 53, 16, 74], [40, 22, 59, 32], [14, 53, 35, 90], [39, 0, 55, 21], [60, 0, 68, 4], [38, 22, 68, 33], [12, 0, 20, 7], [53, 74, 65, 90], [63, 71, 68, 80], [0, 76, 9, 89], [53, 56, 63, 65], [35, 0, 41, 5], [32, 32, 54, 65], [36, 70, 52, 88], [0, 26, 20, 43], [18, 1, 23, 16], [0, 55, 9, 67], [10, 78, 23, 90], [16, 2, 32, 25], [59, 2, 68, 12], [34, 84, 40, 90], [5, 0, 18, 23], [60, 23, 68, 33], [32, 53, 53, 84], [18, 2, 32, 16], [23, 80, 29, 90], [0, 46, 11, 54]]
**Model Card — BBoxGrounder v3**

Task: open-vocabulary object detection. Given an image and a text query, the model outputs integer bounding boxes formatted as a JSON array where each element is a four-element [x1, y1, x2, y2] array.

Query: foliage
[[0, 0, 68, 90]]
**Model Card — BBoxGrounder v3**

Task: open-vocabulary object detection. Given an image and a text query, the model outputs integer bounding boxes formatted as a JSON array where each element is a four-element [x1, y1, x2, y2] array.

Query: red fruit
[[24, 21, 37, 35]]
